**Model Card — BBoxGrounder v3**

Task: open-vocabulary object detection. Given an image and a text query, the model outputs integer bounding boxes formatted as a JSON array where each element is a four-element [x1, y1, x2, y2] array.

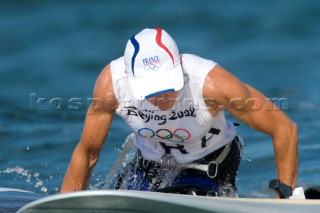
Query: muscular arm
[[203, 65, 298, 190], [61, 65, 118, 193]]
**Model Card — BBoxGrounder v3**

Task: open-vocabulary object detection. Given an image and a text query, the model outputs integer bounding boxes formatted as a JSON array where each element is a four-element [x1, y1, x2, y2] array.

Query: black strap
[[269, 179, 293, 198]]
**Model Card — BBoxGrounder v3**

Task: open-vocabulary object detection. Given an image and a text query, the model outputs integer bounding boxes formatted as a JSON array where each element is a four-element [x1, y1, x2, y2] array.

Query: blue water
[[1, 0, 320, 202]]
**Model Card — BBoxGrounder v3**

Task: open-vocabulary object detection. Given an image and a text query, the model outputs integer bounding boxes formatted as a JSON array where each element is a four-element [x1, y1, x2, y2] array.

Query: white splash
[[0, 166, 48, 193]]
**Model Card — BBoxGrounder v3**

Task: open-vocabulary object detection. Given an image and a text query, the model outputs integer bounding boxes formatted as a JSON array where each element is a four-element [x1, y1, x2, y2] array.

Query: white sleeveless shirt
[[110, 54, 236, 164]]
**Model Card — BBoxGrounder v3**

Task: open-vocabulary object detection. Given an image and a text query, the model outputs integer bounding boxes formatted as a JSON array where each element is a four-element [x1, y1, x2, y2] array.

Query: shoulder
[[93, 64, 118, 110], [109, 56, 126, 77], [95, 56, 126, 98], [181, 54, 218, 80], [203, 65, 249, 103]]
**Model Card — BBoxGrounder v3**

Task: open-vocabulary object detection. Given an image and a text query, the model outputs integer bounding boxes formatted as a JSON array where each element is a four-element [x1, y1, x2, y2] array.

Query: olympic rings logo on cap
[[137, 128, 191, 143], [142, 55, 161, 71], [144, 62, 161, 71]]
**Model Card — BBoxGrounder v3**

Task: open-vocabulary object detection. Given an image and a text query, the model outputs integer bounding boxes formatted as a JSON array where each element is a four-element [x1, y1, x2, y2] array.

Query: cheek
[[147, 98, 155, 104]]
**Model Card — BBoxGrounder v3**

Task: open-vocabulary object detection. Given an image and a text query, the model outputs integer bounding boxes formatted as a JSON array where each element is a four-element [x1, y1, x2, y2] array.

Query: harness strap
[[216, 142, 232, 164], [183, 142, 231, 178], [140, 141, 232, 179]]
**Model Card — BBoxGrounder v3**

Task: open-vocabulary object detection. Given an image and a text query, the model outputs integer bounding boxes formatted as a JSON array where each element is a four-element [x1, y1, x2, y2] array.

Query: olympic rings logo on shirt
[[144, 62, 161, 71], [137, 128, 191, 143]]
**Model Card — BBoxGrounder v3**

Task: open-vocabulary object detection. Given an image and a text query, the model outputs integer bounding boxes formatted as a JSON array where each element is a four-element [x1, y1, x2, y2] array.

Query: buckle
[[160, 154, 177, 169], [142, 159, 150, 168], [207, 161, 218, 178], [183, 160, 218, 179]]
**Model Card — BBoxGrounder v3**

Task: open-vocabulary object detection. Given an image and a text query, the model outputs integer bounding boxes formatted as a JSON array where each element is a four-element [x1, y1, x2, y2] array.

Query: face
[[146, 91, 180, 110]]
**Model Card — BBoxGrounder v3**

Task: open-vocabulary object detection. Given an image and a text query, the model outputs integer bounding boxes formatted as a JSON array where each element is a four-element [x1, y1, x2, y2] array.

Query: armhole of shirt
[[182, 54, 218, 124], [110, 56, 126, 112]]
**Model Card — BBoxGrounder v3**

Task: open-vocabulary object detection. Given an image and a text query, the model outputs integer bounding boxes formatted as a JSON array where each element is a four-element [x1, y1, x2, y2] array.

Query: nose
[[157, 93, 168, 99]]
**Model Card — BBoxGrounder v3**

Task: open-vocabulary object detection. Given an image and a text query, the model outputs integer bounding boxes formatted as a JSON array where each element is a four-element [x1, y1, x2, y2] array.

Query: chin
[[157, 102, 172, 110]]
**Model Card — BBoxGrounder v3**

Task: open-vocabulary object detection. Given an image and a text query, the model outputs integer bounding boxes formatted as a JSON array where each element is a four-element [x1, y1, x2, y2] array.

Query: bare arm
[[61, 65, 118, 193], [203, 65, 298, 190]]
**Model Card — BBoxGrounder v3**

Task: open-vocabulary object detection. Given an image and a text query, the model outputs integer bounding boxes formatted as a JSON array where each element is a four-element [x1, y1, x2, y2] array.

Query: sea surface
[[1, 0, 320, 201]]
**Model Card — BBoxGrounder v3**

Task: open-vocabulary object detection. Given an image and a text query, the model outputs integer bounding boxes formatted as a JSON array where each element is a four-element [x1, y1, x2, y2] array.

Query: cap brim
[[128, 65, 184, 100]]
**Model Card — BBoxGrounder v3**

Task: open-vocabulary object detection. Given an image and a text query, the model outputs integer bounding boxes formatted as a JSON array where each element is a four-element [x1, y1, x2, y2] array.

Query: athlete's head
[[124, 28, 184, 100]]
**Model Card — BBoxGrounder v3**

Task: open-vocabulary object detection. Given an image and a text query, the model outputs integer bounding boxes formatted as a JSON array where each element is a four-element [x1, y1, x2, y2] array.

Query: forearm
[[272, 122, 298, 189], [60, 145, 96, 193], [60, 66, 115, 193]]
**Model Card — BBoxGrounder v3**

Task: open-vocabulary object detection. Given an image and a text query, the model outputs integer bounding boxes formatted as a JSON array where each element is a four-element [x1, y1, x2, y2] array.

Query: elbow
[[289, 121, 298, 142], [89, 155, 99, 168], [285, 121, 298, 154], [273, 120, 298, 140], [88, 149, 101, 168], [77, 142, 101, 169], [272, 120, 298, 149]]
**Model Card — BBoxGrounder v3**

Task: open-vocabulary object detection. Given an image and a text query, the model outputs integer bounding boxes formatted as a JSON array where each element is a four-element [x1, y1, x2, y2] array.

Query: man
[[61, 28, 298, 196]]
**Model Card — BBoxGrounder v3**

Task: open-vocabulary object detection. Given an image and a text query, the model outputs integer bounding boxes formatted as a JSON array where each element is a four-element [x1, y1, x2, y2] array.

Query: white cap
[[124, 28, 184, 100]]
